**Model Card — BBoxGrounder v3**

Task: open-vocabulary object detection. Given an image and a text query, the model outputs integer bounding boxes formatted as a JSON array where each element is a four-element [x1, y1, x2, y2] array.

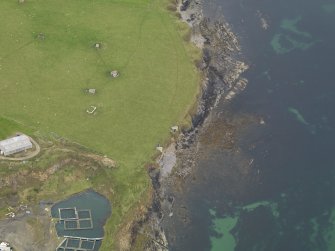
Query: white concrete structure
[[86, 106, 97, 114], [88, 89, 96, 94], [110, 70, 119, 78], [0, 135, 32, 156], [0, 242, 12, 251]]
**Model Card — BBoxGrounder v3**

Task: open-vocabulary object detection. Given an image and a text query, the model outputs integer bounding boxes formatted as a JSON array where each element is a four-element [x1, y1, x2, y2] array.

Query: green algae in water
[[288, 107, 317, 134], [293, 80, 305, 86], [271, 16, 319, 54], [308, 208, 335, 251], [288, 107, 309, 125], [280, 16, 311, 38], [327, 208, 335, 251], [209, 209, 238, 251], [322, 3, 335, 14], [309, 217, 320, 244], [271, 34, 294, 54], [242, 201, 271, 212], [242, 200, 280, 218], [271, 33, 316, 54], [285, 35, 316, 50], [209, 201, 280, 251]]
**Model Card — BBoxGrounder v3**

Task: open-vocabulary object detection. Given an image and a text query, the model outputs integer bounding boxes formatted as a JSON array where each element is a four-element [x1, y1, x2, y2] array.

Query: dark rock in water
[[189, 13, 196, 21], [167, 196, 174, 204], [202, 48, 211, 66], [180, 0, 190, 11], [130, 0, 249, 249], [149, 167, 161, 190]]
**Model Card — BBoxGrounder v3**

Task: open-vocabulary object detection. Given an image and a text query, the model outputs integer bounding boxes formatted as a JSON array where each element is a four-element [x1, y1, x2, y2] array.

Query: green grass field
[[0, 0, 200, 249], [0, 116, 32, 138]]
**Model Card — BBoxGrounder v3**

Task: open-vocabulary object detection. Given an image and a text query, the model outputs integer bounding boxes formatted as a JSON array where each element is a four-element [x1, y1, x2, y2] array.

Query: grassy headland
[[0, 0, 200, 249]]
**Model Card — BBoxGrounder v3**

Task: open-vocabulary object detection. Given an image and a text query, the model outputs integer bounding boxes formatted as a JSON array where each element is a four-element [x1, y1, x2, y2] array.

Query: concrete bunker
[[88, 89, 96, 95], [110, 70, 119, 78], [94, 43, 101, 49]]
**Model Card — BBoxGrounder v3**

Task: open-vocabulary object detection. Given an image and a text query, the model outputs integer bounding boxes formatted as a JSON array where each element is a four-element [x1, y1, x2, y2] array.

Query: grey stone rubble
[[159, 143, 177, 178]]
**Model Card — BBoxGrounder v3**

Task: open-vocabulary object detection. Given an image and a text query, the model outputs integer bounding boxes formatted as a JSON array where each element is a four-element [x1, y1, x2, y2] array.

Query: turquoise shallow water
[[165, 0, 335, 250], [209, 200, 281, 250]]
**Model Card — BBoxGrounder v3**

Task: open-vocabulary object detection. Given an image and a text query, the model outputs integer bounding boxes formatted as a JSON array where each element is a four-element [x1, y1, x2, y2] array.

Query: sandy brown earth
[[0, 207, 59, 251]]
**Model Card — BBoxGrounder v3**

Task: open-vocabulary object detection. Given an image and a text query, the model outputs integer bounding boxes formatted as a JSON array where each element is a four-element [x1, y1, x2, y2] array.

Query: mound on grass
[[0, 0, 200, 249]]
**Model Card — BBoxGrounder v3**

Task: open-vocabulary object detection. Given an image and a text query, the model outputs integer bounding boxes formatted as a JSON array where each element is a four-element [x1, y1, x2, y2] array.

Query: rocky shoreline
[[131, 1, 249, 250]]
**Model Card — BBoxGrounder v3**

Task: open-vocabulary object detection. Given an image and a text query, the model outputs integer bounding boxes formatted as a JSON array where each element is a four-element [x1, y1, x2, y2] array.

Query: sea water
[[165, 0, 335, 250]]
